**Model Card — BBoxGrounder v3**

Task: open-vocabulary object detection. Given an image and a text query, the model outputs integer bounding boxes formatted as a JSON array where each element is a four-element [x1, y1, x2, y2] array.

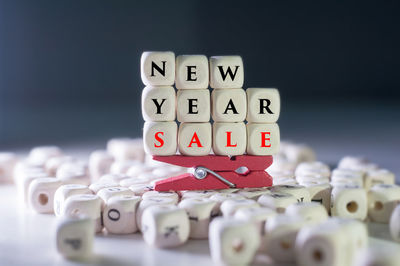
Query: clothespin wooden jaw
[[153, 155, 274, 191]]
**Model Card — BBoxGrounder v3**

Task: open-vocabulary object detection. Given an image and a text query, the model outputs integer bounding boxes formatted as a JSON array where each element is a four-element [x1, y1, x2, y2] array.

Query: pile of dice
[[0, 139, 399, 265]]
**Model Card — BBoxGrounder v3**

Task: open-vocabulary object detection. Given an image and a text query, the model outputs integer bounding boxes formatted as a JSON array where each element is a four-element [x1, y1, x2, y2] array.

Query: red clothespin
[[153, 155, 273, 191]]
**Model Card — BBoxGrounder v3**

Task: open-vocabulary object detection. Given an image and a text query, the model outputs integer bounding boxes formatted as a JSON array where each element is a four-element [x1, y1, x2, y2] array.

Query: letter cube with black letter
[[246, 88, 280, 123], [209, 56, 244, 89], [141, 51, 175, 86], [142, 86, 176, 122], [177, 89, 210, 122], [211, 88, 247, 122], [175, 55, 209, 90]]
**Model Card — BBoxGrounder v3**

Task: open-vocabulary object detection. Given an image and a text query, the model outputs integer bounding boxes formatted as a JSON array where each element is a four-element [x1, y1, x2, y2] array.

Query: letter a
[[223, 99, 239, 114], [188, 132, 203, 148]]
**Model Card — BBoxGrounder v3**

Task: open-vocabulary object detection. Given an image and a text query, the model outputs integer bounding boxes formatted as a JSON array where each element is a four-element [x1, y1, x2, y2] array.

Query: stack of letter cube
[[141, 51, 280, 156]]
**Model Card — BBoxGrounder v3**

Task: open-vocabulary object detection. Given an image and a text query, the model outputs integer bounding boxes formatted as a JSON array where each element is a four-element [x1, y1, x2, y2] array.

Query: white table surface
[[0, 183, 398, 266], [1, 139, 400, 266]]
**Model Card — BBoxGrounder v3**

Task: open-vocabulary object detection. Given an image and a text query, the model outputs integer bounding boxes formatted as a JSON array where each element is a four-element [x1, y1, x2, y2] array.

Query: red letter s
[[154, 132, 164, 148]]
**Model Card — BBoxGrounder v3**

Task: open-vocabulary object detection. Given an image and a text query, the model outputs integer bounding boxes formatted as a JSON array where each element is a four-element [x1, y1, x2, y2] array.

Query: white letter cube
[[368, 184, 400, 223], [271, 184, 311, 203], [265, 215, 307, 262], [176, 89, 210, 122], [141, 205, 189, 248], [0, 152, 17, 183], [209, 218, 260, 266], [211, 88, 247, 122], [178, 198, 216, 239], [390, 204, 400, 242], [63, 194, 103, 233], [296, 219, 350, 266], [136, 197, 176, 231], [175, 55, 209, 89], [246, 123, 280, 155], [142, 86, 176, 122], [106, 138, 145, 162], [88, 150, 114, 182], [56, 217, 94, 260], [209, 56, 244, 88], [258, 192, 298, 213], [103, 195, 141, 234], [141, 51, 175, 86], [212, 122, 246, 156], [28, 177, 62, 214], [178, 122, 211, 156], [54, 184, 93, 217], [331, 186, 367, 220], [285, 202, 328, 224], [220, 199, 259, 217], [143, 121, 177, 156], [246, 88, 280, 123]]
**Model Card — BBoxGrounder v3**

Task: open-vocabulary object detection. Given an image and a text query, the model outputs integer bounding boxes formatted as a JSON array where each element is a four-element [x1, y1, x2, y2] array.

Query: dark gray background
[[1, 0, 399, 156]]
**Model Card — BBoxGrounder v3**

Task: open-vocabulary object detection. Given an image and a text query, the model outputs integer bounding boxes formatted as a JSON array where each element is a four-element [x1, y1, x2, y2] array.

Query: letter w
[[217, 65, 239, 81]]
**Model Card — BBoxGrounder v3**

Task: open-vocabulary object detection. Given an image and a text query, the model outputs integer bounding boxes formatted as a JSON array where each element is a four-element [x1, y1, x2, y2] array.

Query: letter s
[[154, 132, 164, 148]]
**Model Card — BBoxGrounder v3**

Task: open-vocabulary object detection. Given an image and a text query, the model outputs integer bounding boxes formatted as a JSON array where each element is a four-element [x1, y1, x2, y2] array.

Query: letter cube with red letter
[[141, 51, 175, 86], [178, 122, 212, 156], [143, 122, 177, 156], [209, 56, 244, 89], [176, 89, 210, 122], [175, 55, 209, 90], [246, 123, 280, 155], [213, 122, 246, 156]]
